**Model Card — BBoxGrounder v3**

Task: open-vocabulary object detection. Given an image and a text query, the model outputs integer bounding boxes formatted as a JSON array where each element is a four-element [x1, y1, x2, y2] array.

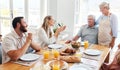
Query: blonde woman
[[37, 16, 66, 47]]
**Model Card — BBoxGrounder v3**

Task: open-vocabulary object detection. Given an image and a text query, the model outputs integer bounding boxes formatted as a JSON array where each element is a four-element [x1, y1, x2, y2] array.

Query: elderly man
[[2, 17, 41, 63], [66, 15, 98, 44], [97, 2, 118, 63], [97, 2, 118, 48]]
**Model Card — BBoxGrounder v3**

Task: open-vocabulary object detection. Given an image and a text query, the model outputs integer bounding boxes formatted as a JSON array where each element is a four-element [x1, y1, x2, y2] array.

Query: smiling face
[[48, 17, 55, 26], [100, 7, 109, 15], [99, 2, 110, 15], [88, 15, 95, 27], [19, 18, 28, 32]]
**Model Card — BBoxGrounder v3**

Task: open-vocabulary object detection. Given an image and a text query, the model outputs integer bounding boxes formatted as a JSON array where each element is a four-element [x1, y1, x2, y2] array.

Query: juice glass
[[43, 50, 50, 59], [52, 49, 59, 59], [84, 41, 89, 50]]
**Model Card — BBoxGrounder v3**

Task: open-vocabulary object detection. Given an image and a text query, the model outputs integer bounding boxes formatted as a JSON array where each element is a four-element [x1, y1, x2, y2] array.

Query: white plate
[[84, 49, 101, 56], [46, 60, 68, 70], [20, 53, 40, 61], [70, 64, 92, 70], [69, 64, 92, 70], [48, 44, 64, 49]]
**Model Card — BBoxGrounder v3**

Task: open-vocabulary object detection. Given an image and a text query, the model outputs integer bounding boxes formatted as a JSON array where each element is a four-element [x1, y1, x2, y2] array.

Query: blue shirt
[[96, 13, 118, 38], [77, 24, 98, 44]]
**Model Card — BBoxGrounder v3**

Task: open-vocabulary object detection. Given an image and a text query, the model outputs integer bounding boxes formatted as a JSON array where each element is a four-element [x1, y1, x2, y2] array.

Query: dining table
[[0, 41, 111, 70]]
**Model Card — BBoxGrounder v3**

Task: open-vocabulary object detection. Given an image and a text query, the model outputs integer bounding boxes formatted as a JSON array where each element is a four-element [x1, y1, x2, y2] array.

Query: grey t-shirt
[[77, 24, 98, 44]]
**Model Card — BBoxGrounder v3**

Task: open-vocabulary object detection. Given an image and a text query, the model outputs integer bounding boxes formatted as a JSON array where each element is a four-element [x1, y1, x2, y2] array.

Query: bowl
[[71, 42, 80, 49]]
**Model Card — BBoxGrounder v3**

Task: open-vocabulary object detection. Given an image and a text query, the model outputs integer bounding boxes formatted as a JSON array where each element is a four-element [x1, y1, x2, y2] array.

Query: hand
[[109, 42, 114, 48], [26, 33, 32, 43], [65, 40, 72, 44], [61, 26, 66, 31], [118, 44, 120, 49], [56, 26, 66, 33]]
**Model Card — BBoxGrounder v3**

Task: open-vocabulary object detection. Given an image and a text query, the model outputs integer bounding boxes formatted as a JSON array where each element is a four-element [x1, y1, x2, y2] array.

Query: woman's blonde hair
[[42, 15, 52, 38], [99, 2, 110, 9]]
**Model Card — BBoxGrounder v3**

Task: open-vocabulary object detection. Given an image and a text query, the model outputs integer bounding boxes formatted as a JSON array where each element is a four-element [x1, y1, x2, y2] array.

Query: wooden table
[[0, 44, 110, 70]]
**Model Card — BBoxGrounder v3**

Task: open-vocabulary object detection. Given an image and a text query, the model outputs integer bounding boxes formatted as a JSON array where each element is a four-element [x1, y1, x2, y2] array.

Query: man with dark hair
[[2, 17, 41, 63]]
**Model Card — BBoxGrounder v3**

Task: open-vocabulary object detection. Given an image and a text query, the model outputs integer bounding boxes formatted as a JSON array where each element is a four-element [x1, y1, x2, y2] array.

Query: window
[[0, 0, 11, 17], [74, 0, 120, 35], [74, 0, 120, 51], [0, 0, 11, 36], [0, 0, 47, 37], [28, 0, 40, 28], [13, 0, 25, 17]]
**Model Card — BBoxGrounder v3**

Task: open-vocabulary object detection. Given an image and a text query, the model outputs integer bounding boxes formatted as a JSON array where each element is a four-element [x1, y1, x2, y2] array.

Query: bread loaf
[[60, 56, 80, 63]]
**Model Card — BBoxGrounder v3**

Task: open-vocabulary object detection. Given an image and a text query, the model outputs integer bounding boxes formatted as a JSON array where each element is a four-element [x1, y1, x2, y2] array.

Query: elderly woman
[[97, 2, 118, 48], [37, 16, 66, 47]]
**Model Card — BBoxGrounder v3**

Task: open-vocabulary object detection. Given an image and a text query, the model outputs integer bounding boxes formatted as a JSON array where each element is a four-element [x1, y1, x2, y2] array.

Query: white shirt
[[37, 27, 57, 47], [2, 30, 33, 63]]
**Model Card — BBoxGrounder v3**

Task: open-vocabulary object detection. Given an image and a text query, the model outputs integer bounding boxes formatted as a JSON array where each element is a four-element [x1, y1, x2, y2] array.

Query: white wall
[[47, 0, 58, 19], [40, 0, 48, 25], [48, 0, 75, 39]]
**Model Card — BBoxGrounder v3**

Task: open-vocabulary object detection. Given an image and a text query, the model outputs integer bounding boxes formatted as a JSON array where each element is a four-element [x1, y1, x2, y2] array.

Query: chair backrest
[[0, 43, 2, 64]]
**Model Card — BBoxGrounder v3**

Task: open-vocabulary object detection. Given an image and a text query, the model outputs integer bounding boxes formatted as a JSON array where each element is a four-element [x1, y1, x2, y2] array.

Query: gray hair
[[88, 15, 95, 20], [99, 2, 110, 9], [88, 15, 96, 25]]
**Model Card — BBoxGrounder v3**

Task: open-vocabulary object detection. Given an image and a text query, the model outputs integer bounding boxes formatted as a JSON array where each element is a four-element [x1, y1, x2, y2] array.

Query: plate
[[84, 49, 101, 56], [69, 64, 92, 70], [20, 53, 40, 61], [46, 60, 68, 70], [48, 44, 64, 49]]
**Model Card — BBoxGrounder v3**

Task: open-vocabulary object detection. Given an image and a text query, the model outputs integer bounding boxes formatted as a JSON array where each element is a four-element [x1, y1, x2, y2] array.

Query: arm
[[109, 37, 115, 48], [7, 33, 32, 61], [38, 26, 66, 45], [30, 42, 41, 52], [65, 26, 82, 44], [54, 26, 66, 38], [118, 44, 120, 49], [65, 35, 80, 44], [110, 14, 118, 48], [8, 41, 31, 61], [38, 28, 56, 45], [72, 35, 80, 41]]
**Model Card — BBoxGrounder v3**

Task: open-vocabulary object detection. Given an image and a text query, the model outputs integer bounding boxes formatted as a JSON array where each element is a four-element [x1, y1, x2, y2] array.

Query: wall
[[48, 0, 75, 39], [40, 0, 48, 24], [47, 0, 58, 19]]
